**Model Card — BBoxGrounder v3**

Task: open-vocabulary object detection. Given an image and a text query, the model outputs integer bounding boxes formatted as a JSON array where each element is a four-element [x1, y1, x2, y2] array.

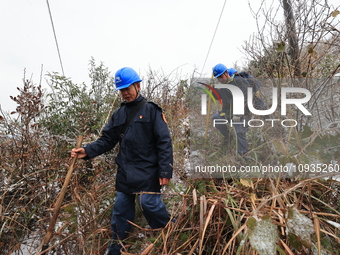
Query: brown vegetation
[[1, 69, 340, 255]]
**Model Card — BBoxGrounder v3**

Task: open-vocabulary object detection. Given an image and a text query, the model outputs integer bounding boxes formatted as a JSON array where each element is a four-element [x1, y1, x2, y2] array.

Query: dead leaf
[[192, 188, 197, 206], [250, 193, 257, 206], [331, 10, 339, 17], [240, 179, 252, 188]]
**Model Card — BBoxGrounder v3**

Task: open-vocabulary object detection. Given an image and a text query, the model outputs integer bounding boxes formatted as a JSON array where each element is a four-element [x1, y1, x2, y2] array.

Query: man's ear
[[135, 82, 141, 91]]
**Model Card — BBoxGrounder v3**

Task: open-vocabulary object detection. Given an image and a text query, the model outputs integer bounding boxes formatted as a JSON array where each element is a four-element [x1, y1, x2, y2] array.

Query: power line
[[46, 0, 65, 76], [200, 0, 227, 77]]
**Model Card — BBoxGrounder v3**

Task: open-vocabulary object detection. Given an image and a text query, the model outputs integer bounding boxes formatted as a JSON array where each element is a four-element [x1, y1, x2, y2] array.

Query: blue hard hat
[[212, 63, 228, 78], [228, 68, 238, 76], [115, 67, 142, 91]]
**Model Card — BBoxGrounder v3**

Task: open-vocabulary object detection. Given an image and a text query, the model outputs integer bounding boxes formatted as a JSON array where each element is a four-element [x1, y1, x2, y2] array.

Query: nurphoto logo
[[200, 83, 311, 128], [189, 77, 340, 180], [200, 84, 311, 116]]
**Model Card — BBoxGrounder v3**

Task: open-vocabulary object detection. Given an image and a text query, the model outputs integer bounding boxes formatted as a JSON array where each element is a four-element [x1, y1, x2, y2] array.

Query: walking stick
[[38, 135, 83, 254]]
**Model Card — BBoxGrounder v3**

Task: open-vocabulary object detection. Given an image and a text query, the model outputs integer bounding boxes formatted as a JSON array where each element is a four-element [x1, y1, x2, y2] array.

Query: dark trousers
[[212, 112, 249, 155], [108, 191, 170, 255]]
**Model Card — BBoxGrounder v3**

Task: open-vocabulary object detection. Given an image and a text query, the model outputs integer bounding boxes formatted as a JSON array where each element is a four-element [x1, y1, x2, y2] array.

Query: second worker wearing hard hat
[[212, 63, 266, 155]]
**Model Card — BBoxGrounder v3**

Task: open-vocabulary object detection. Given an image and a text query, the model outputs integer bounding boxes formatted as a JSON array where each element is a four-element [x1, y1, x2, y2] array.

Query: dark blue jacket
[[217, 75, 267, 117], [235, 73, 267, 110], [217, 75, 250, 117], [84, 96, 173, 194]]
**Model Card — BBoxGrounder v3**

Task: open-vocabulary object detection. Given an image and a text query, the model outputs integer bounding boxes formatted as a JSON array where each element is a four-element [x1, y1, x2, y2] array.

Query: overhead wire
[[200, 0, 228, 77], [46, 0, 65, 76]]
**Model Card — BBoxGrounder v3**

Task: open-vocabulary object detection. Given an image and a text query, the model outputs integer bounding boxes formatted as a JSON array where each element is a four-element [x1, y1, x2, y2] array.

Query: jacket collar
[[121, 95, 145, 107]]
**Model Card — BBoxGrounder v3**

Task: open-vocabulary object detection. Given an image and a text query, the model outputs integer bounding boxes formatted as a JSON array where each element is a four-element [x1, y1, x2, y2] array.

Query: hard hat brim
[[115, 79, 142, 91]]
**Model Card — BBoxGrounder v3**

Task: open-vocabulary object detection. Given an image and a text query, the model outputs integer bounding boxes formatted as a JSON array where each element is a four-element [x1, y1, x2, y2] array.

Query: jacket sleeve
[[83, 114, 120, 159], [152, 105, 173, 179]]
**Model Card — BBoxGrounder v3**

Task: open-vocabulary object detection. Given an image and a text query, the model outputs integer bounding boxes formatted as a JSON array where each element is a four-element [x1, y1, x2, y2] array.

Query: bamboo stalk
[[199, 199, 217, 255], [279, 239, 295, 255], [313, 213, 321, 255], [38, 135, 83, 254]]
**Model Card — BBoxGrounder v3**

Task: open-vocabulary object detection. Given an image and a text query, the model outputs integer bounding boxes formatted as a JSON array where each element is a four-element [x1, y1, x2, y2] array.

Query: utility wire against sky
[[46, 0, 65, 76], [200, 0, 227, 77]]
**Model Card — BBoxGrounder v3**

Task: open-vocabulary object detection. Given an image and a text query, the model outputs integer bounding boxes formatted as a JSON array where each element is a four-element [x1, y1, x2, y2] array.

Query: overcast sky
[[0, 0, 338, 112]]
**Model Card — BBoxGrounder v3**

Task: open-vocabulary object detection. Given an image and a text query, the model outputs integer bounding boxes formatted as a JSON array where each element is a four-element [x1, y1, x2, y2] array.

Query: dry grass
[[1, 75, 340, 255], [116, 175, 340, 255]]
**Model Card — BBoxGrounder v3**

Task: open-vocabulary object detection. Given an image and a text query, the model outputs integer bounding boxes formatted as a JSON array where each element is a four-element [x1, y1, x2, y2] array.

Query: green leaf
[[286, 205, 315, 248], [276, 41, 286, 52], [301, 125, 312, 139], [247, 217, 257, 232], [248, 216, 278, 255]]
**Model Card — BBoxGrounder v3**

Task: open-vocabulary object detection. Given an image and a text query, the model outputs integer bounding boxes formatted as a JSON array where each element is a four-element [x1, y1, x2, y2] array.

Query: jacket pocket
[[131, 114, 153, 145]]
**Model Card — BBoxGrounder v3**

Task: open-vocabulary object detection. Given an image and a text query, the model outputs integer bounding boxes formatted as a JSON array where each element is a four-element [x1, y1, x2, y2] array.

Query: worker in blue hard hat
[[228, 68, 238, 76], [211, 63, 253, 155], [114, 67, 143, 101], [211, 63, 249, 155], [228, 68, 254, 78], [71, 67, 173, 255]]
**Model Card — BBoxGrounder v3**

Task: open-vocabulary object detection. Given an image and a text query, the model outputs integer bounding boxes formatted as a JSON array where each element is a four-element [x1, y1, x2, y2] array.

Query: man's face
[[119, 83, 140, 102], [217, 72, 230, 84]]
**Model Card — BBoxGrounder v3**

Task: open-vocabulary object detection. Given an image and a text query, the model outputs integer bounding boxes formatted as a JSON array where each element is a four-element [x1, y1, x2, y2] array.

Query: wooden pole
[[38, 135, 83, 254], [204, 75, 214, 140]]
